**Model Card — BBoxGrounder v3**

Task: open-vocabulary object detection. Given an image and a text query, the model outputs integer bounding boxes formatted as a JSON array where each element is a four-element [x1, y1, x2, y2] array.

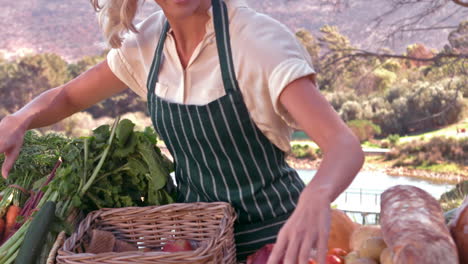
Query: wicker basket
[[47, 231, 66, 264], [56, 202, 237, 264]]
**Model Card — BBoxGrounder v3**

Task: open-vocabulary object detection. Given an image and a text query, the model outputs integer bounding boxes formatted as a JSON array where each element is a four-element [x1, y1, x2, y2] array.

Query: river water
[[297, 170, 454, 216], [170, 169, 454, 223]]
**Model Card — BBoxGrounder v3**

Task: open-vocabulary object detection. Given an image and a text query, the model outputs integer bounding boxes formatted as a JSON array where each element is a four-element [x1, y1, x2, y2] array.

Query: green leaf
[[32, 176, 48, 190], [127, 158, 149, 176], [113, 134, 137, 158], [16, 215, 25, 224], [116, 119, 135, 147], [71, 195, 82, 207], [137, 140, 167, 190], [143, 127, 158, 144], [50, 216, 75, 235], [93, 124, 110, 143], [161, 189, 175, 204]]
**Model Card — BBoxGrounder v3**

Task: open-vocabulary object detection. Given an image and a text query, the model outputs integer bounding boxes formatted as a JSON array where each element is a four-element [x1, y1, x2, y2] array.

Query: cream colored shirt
[[107, 0, 316, 152]]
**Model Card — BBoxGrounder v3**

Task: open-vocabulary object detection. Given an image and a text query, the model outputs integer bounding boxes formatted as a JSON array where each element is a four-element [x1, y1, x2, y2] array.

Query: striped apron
[[146, 0, 305, 260]]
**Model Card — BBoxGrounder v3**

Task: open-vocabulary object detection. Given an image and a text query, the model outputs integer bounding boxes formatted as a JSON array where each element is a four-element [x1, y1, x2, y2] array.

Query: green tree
[[66, 51, 147, 118], [85, 90, 147, 118], [0, 53, 71, 113], [68, 52, 107, 78], [347, 119, 381, 142], [339, 101, 362, 122], [295, 29, 320, 70]]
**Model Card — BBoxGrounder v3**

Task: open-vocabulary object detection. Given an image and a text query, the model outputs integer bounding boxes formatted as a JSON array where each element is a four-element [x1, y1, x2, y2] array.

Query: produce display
[[246, 185, 467, 264], [0, 118, 175, 264], [0, 118, 467, 264]]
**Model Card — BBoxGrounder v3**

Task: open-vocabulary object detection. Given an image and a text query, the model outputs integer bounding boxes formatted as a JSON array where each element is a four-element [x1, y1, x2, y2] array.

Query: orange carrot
[[4, 205, 21, 239], [0, 218, 5, 241]]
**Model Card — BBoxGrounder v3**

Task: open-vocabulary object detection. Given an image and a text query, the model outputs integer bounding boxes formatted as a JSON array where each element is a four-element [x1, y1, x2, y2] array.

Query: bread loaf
[[380, 185, 459, 264]]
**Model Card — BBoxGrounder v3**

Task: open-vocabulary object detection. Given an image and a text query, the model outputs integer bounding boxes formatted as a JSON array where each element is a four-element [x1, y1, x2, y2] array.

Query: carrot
[[3, 205, 21, 240], [0, 218, 5, 241]]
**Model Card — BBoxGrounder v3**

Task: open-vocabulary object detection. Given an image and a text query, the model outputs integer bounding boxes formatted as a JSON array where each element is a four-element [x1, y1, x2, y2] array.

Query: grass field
[[397, 118, 468, 144], [291, 118, 468, 147]]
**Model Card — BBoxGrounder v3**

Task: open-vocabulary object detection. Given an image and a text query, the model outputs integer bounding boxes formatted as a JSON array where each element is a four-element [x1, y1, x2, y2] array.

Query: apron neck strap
[[212, 0, 240, 93], [147, 0, 239, 100], [147, 22, 170, 99]]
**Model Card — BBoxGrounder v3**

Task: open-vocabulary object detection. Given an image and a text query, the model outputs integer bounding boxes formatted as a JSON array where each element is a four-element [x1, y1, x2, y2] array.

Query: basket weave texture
[[56, 202, 237, 264]]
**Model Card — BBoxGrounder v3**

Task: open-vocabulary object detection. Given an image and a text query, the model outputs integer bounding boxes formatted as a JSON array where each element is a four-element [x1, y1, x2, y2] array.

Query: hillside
[[0, 0, 464, 61]]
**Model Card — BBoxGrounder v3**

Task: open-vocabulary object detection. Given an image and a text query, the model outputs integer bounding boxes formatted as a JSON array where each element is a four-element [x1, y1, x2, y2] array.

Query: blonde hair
[[90, 0, 141, 48]]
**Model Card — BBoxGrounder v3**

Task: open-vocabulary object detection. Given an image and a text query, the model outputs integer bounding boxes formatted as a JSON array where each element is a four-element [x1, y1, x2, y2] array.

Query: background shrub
[[347, 119, 382, 142], [291, 144, 317, 159]]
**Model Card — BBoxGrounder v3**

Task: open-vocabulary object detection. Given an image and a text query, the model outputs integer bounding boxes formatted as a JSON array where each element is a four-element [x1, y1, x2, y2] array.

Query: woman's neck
[[166, 1, 212, 68]]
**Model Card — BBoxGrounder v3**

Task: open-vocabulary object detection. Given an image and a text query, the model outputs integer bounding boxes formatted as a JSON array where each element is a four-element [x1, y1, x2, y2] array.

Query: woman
[[0, 0, 364, 263]]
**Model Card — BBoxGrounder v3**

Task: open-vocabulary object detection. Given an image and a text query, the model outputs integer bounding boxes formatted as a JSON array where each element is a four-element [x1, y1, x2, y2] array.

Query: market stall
[[0, 119, 466, 264]]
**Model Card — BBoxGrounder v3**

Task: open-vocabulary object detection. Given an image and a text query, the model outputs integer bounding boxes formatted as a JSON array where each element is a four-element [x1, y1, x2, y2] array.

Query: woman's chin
[[173, 0, 191, 4], [163, 1, 200, 18]]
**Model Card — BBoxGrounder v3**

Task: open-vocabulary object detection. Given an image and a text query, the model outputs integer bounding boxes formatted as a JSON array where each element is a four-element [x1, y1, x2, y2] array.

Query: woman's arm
[[10, 60, 127, 129], [281, 76, 364, 201], [268, 76, 364, 264], [0, 60, 127, 178]]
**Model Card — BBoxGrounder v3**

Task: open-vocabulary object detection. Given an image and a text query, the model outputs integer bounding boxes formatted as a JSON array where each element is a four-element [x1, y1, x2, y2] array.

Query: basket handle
[[62, 210, 102, 252]]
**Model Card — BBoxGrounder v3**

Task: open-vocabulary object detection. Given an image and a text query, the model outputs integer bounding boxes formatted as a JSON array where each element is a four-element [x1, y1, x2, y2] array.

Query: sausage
[[449, 196, 468, 264], [380, 185, 459, 264]]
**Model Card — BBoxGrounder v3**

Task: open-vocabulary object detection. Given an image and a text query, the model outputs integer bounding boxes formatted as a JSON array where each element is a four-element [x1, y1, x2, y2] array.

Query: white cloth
[[107, 0, 316, 152]]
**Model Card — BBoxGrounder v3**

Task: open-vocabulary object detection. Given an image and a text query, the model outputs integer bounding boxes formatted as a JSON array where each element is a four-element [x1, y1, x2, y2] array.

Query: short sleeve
[[106, 11, 166, 100], [231, 11, 316, 129]]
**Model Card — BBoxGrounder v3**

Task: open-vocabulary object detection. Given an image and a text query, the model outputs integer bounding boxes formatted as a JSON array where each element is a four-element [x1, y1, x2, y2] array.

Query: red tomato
[[327, 254, 344, 264], [309, 255, 343, 264], [327, 248, 348, 257]]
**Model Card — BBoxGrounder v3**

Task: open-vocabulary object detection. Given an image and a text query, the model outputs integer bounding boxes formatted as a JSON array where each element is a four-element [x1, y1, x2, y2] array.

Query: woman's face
[[154, 0, 211, 19]]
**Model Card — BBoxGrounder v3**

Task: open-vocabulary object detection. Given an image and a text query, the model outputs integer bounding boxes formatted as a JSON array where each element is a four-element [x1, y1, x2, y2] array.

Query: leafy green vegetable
[[45, 118, 175, 214], [0, 118, 176, 264], [0, 131, 68, 210]]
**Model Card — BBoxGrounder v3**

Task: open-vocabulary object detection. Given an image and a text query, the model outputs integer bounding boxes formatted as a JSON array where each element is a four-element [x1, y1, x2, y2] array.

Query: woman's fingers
[[1, 145, 21, 179], [266, 194, 332, 264], [298, 229, 315, 264], [316, 208, 331, 264], [283, 227, 302, 264], [267, 228, 288, 264], [0, 116, 27, 179]]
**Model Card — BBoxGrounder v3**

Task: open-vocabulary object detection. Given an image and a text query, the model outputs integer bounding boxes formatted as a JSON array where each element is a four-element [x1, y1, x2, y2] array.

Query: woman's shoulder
[[229, 5, 309, 70], [230, 6, 302, 56], [231, 6, 296, 42]]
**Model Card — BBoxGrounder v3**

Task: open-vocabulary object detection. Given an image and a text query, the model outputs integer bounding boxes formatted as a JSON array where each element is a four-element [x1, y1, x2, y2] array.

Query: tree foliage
[[0, 52, 146, 121], [325, 78, 465, 136], [0, 53, 71, 115]]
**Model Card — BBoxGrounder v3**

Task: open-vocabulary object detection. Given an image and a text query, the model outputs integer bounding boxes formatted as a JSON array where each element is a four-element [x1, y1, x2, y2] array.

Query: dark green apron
[[146, 0, 305, 260]]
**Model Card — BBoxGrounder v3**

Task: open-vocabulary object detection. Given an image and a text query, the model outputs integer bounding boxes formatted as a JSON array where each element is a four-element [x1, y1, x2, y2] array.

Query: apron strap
[[212, 0, 240, 93], [147, 22, 170, 101]]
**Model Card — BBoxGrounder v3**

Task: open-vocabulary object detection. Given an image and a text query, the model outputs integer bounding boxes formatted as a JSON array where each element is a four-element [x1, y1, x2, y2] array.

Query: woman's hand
[[0, 115, 29, 179], [267, 185, 332, 264]]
